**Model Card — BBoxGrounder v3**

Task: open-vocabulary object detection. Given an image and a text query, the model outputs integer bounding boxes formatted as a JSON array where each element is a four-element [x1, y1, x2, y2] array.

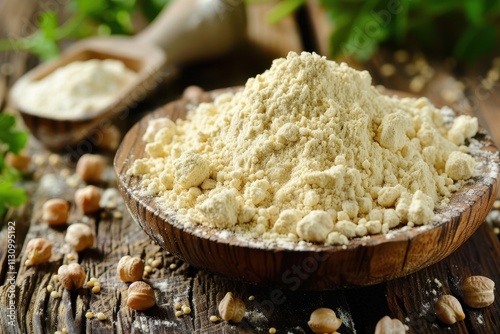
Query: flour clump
[[129, 52, 479, 245]]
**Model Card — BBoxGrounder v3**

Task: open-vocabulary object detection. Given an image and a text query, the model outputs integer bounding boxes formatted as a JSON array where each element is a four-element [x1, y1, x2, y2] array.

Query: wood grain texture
[[115, 87, 500, 290]]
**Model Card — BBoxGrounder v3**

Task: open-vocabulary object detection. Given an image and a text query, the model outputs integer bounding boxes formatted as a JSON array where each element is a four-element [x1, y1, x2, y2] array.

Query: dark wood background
[[1, 1, 500, 333]]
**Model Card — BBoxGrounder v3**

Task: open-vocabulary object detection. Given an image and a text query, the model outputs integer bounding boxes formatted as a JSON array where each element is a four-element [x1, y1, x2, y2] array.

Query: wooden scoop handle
[[135, 0, 246, 66]]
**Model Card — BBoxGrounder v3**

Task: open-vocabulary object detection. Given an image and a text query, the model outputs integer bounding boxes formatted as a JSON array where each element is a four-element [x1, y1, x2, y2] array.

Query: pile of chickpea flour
[[128, 52, 479, 246]]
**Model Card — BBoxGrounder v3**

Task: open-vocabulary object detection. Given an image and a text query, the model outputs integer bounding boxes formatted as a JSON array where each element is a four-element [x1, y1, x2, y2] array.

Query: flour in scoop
[[13, 59, 136, 120], [129, 52, 479, 245]]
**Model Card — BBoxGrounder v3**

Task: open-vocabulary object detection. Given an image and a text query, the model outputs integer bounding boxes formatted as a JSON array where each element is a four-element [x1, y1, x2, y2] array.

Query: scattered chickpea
[[169, 263, 177, 270], [65, 223, 94, 252], [182, 85, 204, 101], [47, 285, 54, 292], [460, 275, 495, 308], [53, 275, 59, 283], [127, 281, 156, 311], [75, 185, 102, 213], [85, 311, 94, 319], [26, 238, 52, 266], [144, 265, 153, 274], [117, 255, 145, 282], [113, 211, 123, 219], [147, 258, 154, 265], [307, 308, 342, 334], [434, 295, 465, 325], [6, 152, 31, 172], [58, 263, 86, 290], [269, 327, 277, 334], [76, 154, 106, 183], [209, 315, 219, 323], [95, 125, 121, 151], [218, 292, 245, 323], [152, 259, 162, 268], [380, 64, 396, 77], [174, 304, 182, 310], [61, 328, 68, 334], [248, 295, 255, 301], [50, 291, 60, 299], [374, 316, 405, 334], [48, 154, 61, 166], [175, 310, 183, 317], [42, 199, 69, 226], [92, 285, 101, 293], [54, 331, 62, 334], [97, 312, 106, 321], [182, 306, 191, 315]]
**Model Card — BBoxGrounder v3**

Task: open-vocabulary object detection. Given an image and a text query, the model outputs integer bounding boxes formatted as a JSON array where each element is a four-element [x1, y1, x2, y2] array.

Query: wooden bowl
[[114, 87, 500, 290]]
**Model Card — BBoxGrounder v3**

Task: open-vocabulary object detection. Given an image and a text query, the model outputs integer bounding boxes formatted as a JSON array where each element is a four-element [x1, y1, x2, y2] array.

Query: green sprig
[[0, 114, 28, 217]]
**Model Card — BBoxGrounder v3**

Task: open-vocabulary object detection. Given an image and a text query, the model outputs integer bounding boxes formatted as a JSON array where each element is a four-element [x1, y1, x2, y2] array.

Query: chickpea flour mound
[[12, 59, 136, 120], [129, 52, 480, 246]]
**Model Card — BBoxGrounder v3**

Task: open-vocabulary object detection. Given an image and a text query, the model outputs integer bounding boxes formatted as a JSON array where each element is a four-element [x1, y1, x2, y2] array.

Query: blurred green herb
[[253, 0, 500, 62], [0, 114, 28, 217], [0, 0, 170, 61]]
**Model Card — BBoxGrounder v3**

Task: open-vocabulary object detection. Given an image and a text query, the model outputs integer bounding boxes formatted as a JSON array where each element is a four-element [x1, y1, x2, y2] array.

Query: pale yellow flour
[[129, 52, 478, 245]]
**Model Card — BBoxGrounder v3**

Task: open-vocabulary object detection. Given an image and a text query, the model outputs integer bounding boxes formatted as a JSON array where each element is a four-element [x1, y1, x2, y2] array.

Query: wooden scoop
[[9, 0, 246, 150]]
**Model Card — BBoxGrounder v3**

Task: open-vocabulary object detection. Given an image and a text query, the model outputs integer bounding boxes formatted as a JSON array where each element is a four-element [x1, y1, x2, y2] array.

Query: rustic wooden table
[[1, 1, 500, 333]]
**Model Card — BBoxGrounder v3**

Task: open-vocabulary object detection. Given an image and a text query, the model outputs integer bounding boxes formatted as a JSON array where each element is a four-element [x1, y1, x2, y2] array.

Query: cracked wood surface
[[1, 1, 500, 333]]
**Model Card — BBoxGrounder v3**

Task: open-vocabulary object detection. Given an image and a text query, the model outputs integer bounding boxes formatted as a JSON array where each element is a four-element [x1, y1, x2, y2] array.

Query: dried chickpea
[[434, 295, 465, 325], [6, 152, 31, 172], [76, 154, 106, 183], [209, 315, 219, 323], [92, 285, 101, 293], [374, 316, 405, 334], [65, 223, 94, 251], [307, 308, 342, 334], [95, 125, 121, 151], [97, 312, 106, 321], [175, 310, 183, 317], [75, 185, 102, 213], [218, 292, 245, 323], [50, 291, 60, 299], [127, 281, 156, 311], [85, 311, 94, 319], [26, 238, 52, 264], [117, 256, 145, 282], [152, 259, 162, 268], [461, 275, 495, 308], [42, 199, 69, 226], [58, 263, 86, 290], [47, 285, 54, 292], [182, 306, 191, 315]]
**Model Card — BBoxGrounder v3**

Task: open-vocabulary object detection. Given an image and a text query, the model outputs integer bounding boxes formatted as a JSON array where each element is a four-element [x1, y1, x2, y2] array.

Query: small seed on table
[[210, 315, 219, 323], [85, 312, 94, 319], [175, 310, 183, 317], [97, 312, 106, 321], [182, 306, 191, 315]]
